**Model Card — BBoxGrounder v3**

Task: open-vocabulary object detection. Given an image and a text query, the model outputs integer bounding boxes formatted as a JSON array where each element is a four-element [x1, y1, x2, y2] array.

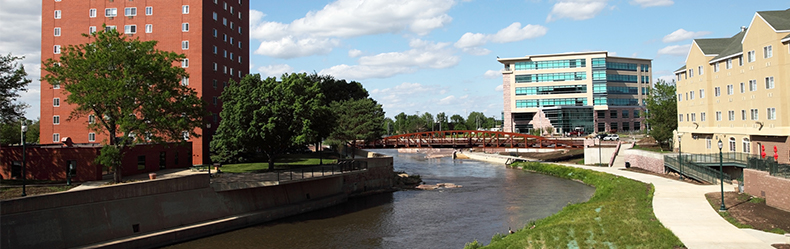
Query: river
[[164, 150, 595, 249]]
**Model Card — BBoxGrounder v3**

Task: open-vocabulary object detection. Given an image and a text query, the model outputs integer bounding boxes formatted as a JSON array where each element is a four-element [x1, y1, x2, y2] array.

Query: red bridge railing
[[357, 130, 583, 149]]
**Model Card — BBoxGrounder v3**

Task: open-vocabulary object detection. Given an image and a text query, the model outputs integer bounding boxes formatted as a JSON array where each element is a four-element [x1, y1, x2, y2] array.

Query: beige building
[[674, 9, 790, 163], [498, 51, 651, 134]]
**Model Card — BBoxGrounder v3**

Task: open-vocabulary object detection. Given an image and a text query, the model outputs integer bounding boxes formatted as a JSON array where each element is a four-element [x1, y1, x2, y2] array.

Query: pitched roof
[[674, 65, 686, 74], [783, 33, 790, 42], [709, 29, 747, 63], [693, 38, 731, 56], [757, 8, 790, 31]]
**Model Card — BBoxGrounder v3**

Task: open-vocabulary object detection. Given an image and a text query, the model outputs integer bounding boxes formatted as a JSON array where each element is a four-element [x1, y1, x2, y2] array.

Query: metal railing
[[273, 160, 368, 183], [746, 157, 790, 179], [665, 156, 731, 184], [665, 152, 790, 180]]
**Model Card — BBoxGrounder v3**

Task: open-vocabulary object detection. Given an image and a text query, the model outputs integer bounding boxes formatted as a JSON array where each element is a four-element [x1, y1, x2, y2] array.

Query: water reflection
[[164, 150, 594, 249]]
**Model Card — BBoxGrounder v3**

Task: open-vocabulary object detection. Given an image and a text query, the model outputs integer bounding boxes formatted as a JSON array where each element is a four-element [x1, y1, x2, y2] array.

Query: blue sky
[[1, 0, 787, 121]]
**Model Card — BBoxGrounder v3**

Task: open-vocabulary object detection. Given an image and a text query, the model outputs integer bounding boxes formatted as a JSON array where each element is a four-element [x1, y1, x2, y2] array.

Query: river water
[[164, 150, 594, 249]]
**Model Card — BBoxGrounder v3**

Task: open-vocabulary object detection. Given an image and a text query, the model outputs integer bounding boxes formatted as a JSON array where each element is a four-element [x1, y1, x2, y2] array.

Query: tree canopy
[[327, 98, 385, 157], [41, 29, 207, 182], [644, 79, 678, 150], [0, 53, 32, 123]]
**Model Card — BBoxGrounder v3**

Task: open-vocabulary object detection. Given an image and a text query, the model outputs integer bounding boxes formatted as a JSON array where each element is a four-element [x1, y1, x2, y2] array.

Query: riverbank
[[466, 162, 683, 248]]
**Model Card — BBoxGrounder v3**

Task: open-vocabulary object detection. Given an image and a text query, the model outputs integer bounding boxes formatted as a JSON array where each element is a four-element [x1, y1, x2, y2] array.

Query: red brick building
[[41, 0, 249, 165]]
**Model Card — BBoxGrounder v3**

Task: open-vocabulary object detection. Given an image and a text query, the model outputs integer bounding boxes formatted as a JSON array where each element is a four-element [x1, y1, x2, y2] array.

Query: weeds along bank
[[466, 162, 683, 249]]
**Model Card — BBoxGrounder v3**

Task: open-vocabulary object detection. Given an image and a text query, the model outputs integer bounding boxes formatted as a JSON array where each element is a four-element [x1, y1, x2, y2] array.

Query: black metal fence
[[273, 160, 368, 183], [667, 152, 790, 180]]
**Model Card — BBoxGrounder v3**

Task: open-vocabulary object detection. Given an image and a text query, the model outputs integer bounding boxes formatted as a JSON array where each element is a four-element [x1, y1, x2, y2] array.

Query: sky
[[1, 0, 788, 121]]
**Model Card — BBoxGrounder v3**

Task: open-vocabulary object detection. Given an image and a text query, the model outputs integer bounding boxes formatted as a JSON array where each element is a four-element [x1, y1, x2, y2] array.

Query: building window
[[213, 12, 217, 20], [230, 37, 234, 44], [728, 110, 734, 121], [182, 40, 189, 50], [213, 96, 218, 105], [145, 6, 153, 15], [213, 46, 217, 54], [690, 113, 696, 122], [54, 45, 61, 54], [740, 82, 745, 93], [230, 52, 234, 60], [223, 66, 227, 74], [679, 114, 683, 122], [698, 66, 703, 75], [89, 132, 96, 142], [213, 63, 218, 71], [764, 45, 772, 58], [54, 27, 61, 36], [714, 87, 720, 96], [706, 138, 711, 149], [223, 17, 227, 26], [53, 81, 60, 89], [747, 50, 755, 62], [54, 10, 61, 19], [53, 115, 60, 125], [105, 8, 117, 17], [53, 98, 60, 107], [767, 108, 776, 120], [182, 59, 188, 68], [765, 77, 774, 89], [89, 115, 95, 124], [181, 77, 189, 86], [213, 79, 218, 89], [182, 5, 189, 14], [689, 68, 694, 77], [223, 50, 227, 58], [749, 80, 757, 91], [750, 109, 758, 120], [213, 29, 217, 37], [53, 133, 60, 143], [726, 85, 733, 95], [713, 63, 719, 72], [677, 94, 682, 101], [690, 91, 695, 100], [224, 1, 228, 10], [738, 55, 743, 66], [124, 25, 136, 34], [715, 111, 721, 121], [89, 26, 97, 34], [89, 9, 96, 18], [145, 24, 152, 33], [725, 58, 732, 69], [741, 110, 746, 120], [701, 112, 706, 121], [238, 56, 242, 63], [182, 131, 189, 140], [223, 34, 227, 42], [105, 25, 115, 32], [729, 137, 736, 152], [743, 138, 751, 153], [238, 41, 242, 49], [699, 89, 705, 98], [125, 7, 137, 16], [230, 22, 234, 29], [182, 23, 189, 32]]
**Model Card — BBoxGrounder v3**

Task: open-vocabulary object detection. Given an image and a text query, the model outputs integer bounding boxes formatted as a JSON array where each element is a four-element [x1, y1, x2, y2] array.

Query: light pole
[[206, 123, 211, 179], [21, 123, 28, 197], [678, 134, 684, 180], [598, 138, 602, 165], [718, 139, 726, 212]]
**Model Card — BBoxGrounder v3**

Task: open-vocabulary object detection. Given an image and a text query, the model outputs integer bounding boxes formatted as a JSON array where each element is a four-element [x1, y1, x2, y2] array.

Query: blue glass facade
[[515, 72, 587, 83], [515, 98, 587, 108], [515, 85, 587, 95], [514, 59, 586, 71]]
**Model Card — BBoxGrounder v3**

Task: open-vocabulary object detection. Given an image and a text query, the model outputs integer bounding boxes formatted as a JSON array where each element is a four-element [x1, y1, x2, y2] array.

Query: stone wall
[[342, 156, 394, 197], [743, 169, 790, 212], [621, 149, 667, 174]]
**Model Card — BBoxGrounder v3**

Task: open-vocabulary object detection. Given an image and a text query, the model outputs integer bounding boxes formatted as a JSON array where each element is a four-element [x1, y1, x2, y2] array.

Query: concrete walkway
[[69, 168, 203, 191], [465, 152, 782, 249]]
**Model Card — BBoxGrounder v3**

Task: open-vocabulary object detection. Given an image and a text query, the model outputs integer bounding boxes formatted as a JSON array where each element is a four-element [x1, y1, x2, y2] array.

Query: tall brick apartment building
[[41, 0, 249, 165]]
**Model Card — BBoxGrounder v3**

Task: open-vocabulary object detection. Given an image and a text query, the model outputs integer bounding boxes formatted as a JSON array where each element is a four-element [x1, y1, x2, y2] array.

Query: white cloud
[[348, 49, 363, 57], [657, 74, 675, 83], [0, 0, 42, 120], [495, 84, 503, 92], [630, 0, 673, 7], [483, 70, 501, 79], [320, 39, 460, 80], [546, 0, 608, 22], [438, 95, 457, 105], [662, 29, 711, 43], [253, 36, 340, 59], [657, 44, 691, 56], [454, 22, 547, 55], [257, 64, 294, 78]]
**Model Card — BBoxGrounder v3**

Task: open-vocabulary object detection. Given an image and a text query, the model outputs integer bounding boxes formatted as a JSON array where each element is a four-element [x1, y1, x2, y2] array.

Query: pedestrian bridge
[[357, 130, 584, 149]]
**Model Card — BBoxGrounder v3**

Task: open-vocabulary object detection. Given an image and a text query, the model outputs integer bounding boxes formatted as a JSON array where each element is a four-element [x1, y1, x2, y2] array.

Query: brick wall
[[743, 169, 790, 212], [621, 149, 666, 174]]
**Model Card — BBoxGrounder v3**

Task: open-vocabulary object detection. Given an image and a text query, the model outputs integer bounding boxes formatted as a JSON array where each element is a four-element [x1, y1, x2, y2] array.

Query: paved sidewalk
[[69, 168, 203, 191]]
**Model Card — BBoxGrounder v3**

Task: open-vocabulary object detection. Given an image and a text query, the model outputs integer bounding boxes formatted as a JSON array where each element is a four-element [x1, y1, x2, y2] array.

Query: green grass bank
[[467, 162, 683, 249]]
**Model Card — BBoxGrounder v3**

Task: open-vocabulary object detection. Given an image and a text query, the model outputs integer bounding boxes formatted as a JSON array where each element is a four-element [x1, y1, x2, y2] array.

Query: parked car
[[603, 134, 620, 141], [595, 133, 608, 140]]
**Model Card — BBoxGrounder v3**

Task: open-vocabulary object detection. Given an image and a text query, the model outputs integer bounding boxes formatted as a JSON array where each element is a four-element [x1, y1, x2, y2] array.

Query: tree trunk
[[268, 155, 275, 171], [350, 141, 356, 159]]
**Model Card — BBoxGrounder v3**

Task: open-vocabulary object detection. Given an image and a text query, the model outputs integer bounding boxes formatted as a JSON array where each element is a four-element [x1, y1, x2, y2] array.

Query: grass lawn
[[632, 144, 668, 153], [466, 162, 683, 249], [221, 155, 338, 173]]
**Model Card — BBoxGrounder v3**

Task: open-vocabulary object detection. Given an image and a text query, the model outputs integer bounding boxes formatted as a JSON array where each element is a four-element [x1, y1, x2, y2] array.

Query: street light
[[678, 134, 684, 180], [206, 123, 211, 179], [21, 123, 28, 197], [717, 139, 726, 212]]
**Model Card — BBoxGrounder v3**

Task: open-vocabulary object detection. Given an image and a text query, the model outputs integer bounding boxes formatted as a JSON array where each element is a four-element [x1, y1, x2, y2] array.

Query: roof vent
[[741, 26, 747, 32]]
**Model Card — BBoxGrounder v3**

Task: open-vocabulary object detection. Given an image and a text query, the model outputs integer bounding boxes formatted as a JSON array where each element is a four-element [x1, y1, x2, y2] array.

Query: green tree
[[450, 114, 467, 130], [0, 53, 32, 122], [394, 112, 409, 134], [382, 117, 394, 136], [327, 98, 385, 158], [645, 79, 678, 150], [421, 112, 435, 131], [41, 29, 206, 183], [436, 112, 449, 131], [0, 119, 38, 145], [466, 111, 488, 130], [211, 73, 328, 168]]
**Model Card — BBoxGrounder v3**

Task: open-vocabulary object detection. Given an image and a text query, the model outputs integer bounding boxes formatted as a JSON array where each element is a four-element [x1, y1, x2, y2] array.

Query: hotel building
[[498, 52, 652, 134], [674, 9, 790, 164], [41, 0, 249, 165]]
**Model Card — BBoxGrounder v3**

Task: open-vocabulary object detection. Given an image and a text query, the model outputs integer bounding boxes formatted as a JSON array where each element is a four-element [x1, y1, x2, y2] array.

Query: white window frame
[[699, 89, 705, 98], [182, 77, 189, 86], [53, 98, 60, 107], [145, 6, 153, 15], [124, 25, 136, 34], [729, 137, 736, 152], [728, 110, 734, 121], [53, 115, 60, 125], [89, 133, 96, 142], [740, 82, 745, 93], [749, 80, 757, 91], [679, 114, 683, 122], [715, 111, 722, 121], [767, 108, 776, 120], [182, 40, 189, 50], [691, 113, 696, 122], [89, 115, 95, 124], [725, 58, 732, 69], [764, 45, 772, 58], [701, 112, 706, 122], [747, 50, 755, 62], [750, 109, 758, 120], [54, 27, 61, 36], [90, 9, 97, 18], [54, 10, 61, 19], [105, 26, 117, 32], [727, 85, 733, 95], [698, 65, 703, 75], [53, 133, 60, 143], [713, 63, 719, 72], [89, 26, 97, 34], [741, 110, 746, 120], [689, 68, 694, 77], [738, 55, 743, 66], [690, 91, 695, 100], [125, 7, 137, 17], [54, 45, 61, 54], [105, 8, 117, 17], [182, 58, 189, 68], [145, 24, 152, 33], [182, 5, 190, 14], [714, 87, 720, 96], [182, 23, 189, 32], [742, 138, 750, 153], [765, 76, 774, 89]]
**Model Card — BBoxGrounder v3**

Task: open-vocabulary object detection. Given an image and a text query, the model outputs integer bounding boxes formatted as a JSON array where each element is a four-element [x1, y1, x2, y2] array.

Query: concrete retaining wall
[[743, 169, 790, 212], [342, 157, 394, 196], [621, 149, 667, 174], [584, 146, 618, 165]]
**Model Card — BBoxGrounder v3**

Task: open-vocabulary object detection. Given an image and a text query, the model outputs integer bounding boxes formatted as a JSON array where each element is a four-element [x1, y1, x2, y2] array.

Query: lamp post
[[21, 123, 28, 197], [206, 123, 211, 179], [678, 134, 684, 180], [718, 139, 726, 212]]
